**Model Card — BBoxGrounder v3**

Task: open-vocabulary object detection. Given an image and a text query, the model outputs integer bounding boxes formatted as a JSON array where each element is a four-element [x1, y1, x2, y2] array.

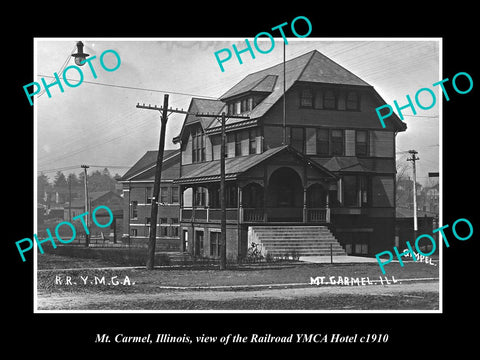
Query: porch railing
[[181, 207, 330, 223], [306, 208, 330, 223]]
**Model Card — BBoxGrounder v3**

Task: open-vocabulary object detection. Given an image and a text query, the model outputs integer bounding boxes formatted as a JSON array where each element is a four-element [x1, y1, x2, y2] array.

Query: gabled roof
[[174, 49, 406, 140], [68, 190, 122, 208], [120, 149, 180, 181], [174, 145, 336, 185], [173, 98, 226, 143]]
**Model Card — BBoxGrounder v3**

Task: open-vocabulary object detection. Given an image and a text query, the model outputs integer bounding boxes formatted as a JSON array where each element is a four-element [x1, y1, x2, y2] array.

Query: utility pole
[[220, 112, 227, 270], [282, 41, 286, 145], [137, 95, 169, 270], [68, 174, 72, 221], [407, 150, 419, 233], [81, 164, 90, 246], [136, 98, 249, 270]]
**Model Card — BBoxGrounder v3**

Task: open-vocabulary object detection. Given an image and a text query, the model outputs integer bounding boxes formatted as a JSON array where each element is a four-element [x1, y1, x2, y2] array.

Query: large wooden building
[[171, 49, 406, 261]]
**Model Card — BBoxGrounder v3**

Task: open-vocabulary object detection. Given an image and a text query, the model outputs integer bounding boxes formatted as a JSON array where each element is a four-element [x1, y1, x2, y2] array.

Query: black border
[[8, 8, 478, 354]]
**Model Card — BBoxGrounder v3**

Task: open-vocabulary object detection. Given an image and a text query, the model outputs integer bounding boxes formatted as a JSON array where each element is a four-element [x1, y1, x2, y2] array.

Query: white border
[[33, 37, 442, 314]]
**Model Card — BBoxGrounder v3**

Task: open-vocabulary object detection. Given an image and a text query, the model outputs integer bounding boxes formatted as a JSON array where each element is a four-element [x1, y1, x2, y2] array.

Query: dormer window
[[227, 96, 256, 115]]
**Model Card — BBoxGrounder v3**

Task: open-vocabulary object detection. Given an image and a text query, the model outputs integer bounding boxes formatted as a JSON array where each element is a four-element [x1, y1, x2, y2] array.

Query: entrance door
[[267, 167, 303, 222], [194, 230, 204, 257]]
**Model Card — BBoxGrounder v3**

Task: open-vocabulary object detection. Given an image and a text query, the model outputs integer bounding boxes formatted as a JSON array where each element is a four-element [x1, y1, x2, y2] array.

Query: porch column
[[238, 185, 243, 223], [179, 185, 183, 222], [326, 190, 331, 223], [206, 185, 210, 222], [303, 186, 308, 223]]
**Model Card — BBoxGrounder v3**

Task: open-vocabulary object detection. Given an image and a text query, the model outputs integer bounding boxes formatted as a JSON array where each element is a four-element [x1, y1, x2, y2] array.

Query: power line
[[36, 74, 218, 100]]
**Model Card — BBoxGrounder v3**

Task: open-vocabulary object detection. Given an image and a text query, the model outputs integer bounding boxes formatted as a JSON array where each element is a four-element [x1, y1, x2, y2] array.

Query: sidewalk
[[299, 255, 379, 264]]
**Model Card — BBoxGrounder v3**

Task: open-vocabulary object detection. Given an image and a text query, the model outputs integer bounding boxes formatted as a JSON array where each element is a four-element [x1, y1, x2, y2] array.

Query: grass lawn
[[36, 253, 439, 310], [37, 252, 439, 293]]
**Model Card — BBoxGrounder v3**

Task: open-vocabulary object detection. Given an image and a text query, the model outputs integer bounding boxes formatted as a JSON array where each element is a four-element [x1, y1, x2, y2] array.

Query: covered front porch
[[175, 146, 338, 225]]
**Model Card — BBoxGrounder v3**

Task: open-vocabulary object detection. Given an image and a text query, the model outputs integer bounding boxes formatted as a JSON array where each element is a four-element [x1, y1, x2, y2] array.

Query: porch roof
[[320, 156, 373, 173], [174, 145, 336, 185]]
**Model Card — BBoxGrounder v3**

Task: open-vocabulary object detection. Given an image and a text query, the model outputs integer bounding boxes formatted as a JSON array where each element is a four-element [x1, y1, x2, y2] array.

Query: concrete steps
[[251, 225, 346, 257]]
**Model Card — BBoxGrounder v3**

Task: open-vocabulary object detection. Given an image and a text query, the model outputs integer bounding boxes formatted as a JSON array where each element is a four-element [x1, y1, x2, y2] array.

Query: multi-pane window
[[194, 186, 207, 207], [356, 130, 368, 156], [210, 231, 221, 257], [160, 218, 168, 237], [316, 129, 329, 156], [146, 187, 153, 204], [323, 90, 336, 109], [290, 127, 305, 153], [227, 133, 236, 157], [228, 97, 254, 115], [171, 187, 179, 204], [171, 218, 179, 237], [342, 175, 369, 207], [235, 132, 242, 156], [130, 201, 138, 219], [343, 175, 358, 207], [249, 128, 258, 154], [160, 187, 169, 204], [331, 129, 344, 155], [192, 128, 205, 163], [235, 101, 241, 115], [300, 89, 313, 107], [346, 91, 359, 110]]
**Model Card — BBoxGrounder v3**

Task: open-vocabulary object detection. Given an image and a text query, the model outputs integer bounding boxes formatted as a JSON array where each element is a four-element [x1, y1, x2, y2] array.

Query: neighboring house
[[418, 183, 439, 214], [172, 49, 406, 261], [118, 149, 181, 251], [395, 207, 438, 253], [64, 190, 124, 241]]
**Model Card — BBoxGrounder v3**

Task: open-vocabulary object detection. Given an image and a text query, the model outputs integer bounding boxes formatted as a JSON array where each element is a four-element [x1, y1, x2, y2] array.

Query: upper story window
[[130, 201, 138, 219], [228, 96, 255, 115], [356, 130, 368, 156], [194, 186, 207, 207], [192, 127, 205, 163], [171, 187, 179, 204], [331, 129, 344, 155], [316, 129, 329, 156], [346, 91, 359, 110], [146, 187, 152, 204], [316, 128, 344, 156], [249, 128, 258, 154], [323, 90, 336, 109], [290, 127, 305, 153], [300, 89, 313, 107], [160, 187, 169, 204]]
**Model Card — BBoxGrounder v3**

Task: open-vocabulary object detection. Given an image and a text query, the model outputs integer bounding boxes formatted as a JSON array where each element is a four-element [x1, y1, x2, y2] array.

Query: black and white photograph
[[7, 9, 478, 353], [33, 38, 442, 312]]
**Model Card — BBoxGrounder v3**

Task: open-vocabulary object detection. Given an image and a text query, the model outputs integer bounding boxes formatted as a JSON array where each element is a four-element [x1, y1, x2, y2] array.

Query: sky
[[35, 38, 440, 185]]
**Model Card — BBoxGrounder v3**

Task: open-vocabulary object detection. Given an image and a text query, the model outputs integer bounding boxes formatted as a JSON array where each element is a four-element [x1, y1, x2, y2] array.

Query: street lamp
[[71, 41, 90, 66]]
